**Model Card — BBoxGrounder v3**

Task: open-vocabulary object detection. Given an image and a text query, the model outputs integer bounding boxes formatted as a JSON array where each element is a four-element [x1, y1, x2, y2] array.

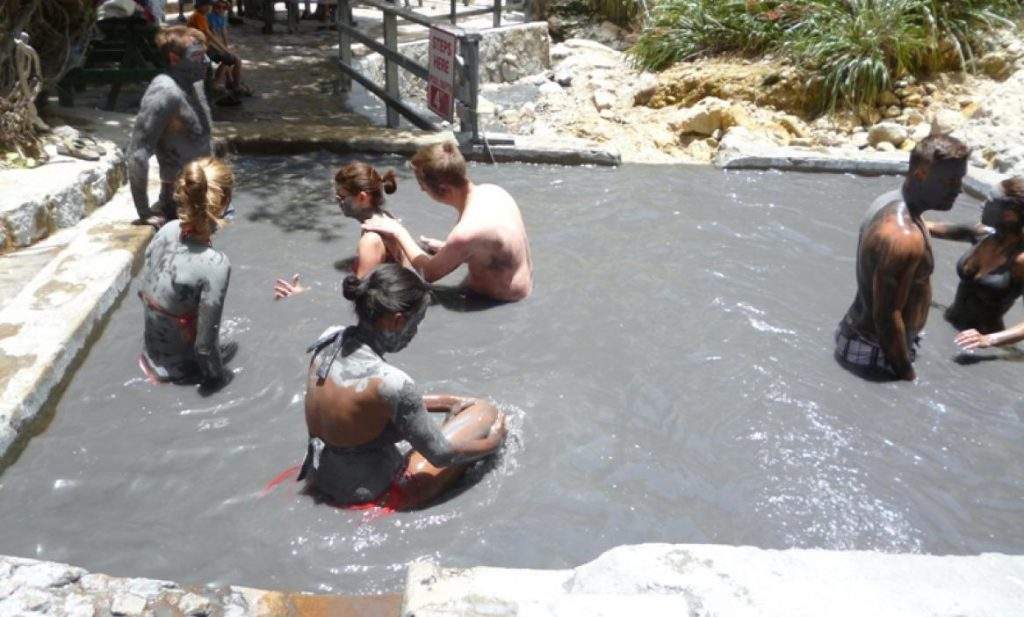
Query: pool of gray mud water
[[1, 153, 1023, 595]]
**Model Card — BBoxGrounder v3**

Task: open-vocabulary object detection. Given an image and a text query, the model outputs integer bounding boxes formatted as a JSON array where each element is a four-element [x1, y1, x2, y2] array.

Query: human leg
[[397, 399, 500, 510]]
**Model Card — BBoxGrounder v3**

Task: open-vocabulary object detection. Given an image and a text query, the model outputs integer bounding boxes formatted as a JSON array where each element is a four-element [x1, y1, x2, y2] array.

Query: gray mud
[[1, 154, 1022, 594]]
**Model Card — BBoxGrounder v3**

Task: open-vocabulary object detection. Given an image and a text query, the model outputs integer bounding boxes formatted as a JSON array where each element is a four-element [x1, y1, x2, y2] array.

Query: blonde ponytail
[[174, 157, 234, 240]]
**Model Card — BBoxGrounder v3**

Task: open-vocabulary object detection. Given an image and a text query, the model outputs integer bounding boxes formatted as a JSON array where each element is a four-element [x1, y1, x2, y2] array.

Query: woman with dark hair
[[299, 264, 507, 509], [273, 161, 409, 299], [138, 157, 236, 387], [927, 176, 1024, 349]]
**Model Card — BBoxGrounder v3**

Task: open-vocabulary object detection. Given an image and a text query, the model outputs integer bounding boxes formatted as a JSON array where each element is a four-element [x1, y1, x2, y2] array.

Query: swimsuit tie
[[139, 291, 198, 343]]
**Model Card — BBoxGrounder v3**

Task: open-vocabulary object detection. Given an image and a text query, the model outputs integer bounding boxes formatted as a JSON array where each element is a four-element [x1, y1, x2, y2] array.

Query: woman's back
[[304, 327, 401, 448], [140, 220, 231, 381]]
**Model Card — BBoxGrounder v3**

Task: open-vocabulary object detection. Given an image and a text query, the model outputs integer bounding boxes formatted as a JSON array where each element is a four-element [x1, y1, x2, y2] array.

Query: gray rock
[[125, 577, 175, 597], [10, 562, 84, 588], [631, 72, 659, 106], [13, 588, 52, 612], [868, 122, 909, 146], [979, 51, 1013, 80], [850, 131, 870, 148], [63, 594, 96, 617], [931, 108, 964, 136], [110, 593, 147, 616], [178, 592, 212, 616], [592, 90, 617, 112], [909, 122, 931, 142], [538, 81, 564, 97]]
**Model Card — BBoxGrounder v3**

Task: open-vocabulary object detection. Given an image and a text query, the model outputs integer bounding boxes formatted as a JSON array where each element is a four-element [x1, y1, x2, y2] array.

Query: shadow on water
[[953, 348, 1024, 365], [429, 284, 508, 313]]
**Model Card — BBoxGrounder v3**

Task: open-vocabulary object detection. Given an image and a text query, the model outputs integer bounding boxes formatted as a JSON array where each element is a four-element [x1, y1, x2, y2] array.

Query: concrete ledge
[[716, 146, 1003, 200], [0, 172, 157, 464], [403, 543, 1024, 617], [0, 141, 125, 253], [217, 123, 621, 166], [0, 554, 400, 617]]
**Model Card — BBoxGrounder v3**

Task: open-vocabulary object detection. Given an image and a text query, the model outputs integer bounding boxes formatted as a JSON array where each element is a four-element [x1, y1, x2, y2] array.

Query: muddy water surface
[[1, 154, 1022, 593]]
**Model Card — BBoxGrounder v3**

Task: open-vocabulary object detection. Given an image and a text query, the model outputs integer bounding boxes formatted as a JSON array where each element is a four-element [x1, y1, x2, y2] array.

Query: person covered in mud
[[139, 157, 236, 389], [835, 135, 970, 381], [299, 264, 507, 510], [128, 26, 213, 228], [361, 141, 533, 303], [273, 162, 410, 299], [927, 177, 1024, 335], [926, 177, 1024, 351]]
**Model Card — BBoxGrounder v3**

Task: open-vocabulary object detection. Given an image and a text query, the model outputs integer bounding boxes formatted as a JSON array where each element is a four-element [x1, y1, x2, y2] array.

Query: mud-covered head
[[175, 156, 234, 241], [156, 26, 208, 83], [982, 176, 1024, 232], [905, 134, 970, 214], [342, 264, 430, 353], [333, 162, 397, 221], [410, 141, 468, 202]]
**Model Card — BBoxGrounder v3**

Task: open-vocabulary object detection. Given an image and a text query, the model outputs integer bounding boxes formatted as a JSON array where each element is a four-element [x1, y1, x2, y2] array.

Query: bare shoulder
[[865, 211, 927, 258], [376, 364, 419, 409], [357, 231, 385, 250], [474, 183, 517, 207]]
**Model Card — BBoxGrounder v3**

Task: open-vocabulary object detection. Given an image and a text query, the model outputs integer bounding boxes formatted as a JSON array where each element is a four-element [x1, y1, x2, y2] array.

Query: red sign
[[427, 27, 456, 122]]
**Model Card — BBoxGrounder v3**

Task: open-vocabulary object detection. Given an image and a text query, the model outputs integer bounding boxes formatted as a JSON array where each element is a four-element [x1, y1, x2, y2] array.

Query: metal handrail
[[336, 0, 502, 141]]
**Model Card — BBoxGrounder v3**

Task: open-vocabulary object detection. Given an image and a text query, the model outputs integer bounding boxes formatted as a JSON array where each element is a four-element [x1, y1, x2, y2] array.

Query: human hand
[[955, 329, 992, 350], [419, 235, 445, 254], [361, 215, 404, 238], [133, 214, 167, 229], [273, 273, 307, 300]]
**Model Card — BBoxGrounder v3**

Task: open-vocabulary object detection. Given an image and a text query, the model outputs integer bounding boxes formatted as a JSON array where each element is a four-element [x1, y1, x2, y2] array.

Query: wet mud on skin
[[1, 154, 1022, 594]]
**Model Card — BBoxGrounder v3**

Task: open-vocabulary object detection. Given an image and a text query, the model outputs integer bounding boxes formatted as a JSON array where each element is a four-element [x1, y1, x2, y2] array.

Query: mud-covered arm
[[128, 86, 176, 219], [382, 375, 496, 467], [195, 256, 232, 382], [871, 234, 923, 380], [925, 220, 987, 243]]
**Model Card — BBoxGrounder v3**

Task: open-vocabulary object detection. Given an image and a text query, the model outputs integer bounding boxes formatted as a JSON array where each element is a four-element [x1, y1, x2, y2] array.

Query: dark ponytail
[[343, 264, 430, 324]]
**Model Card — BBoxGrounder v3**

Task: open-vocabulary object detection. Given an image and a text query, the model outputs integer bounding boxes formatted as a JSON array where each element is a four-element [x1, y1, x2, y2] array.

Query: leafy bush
[[630, 0, 1023, 111], [587, 0, 646, 25]]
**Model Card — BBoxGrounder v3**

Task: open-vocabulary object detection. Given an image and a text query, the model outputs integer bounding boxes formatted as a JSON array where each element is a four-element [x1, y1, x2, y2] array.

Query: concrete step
[[402, 543, 1024, 617], [0, 165, 157, 465]]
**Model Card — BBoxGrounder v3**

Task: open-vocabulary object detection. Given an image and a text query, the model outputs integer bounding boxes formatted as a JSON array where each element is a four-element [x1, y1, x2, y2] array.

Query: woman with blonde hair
[[138, 156, 236, 389]]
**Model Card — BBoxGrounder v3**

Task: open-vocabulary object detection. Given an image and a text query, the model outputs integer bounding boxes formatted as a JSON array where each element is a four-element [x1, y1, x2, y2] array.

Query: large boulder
[[868, 122, 908, 147], [667, 97, 738, 136], [930, 108, 964, 136]]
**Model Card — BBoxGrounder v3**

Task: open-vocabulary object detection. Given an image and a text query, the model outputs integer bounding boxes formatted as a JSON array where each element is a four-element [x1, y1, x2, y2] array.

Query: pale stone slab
[[0, 166, 157, 461], [403, 543, 1024, 617]]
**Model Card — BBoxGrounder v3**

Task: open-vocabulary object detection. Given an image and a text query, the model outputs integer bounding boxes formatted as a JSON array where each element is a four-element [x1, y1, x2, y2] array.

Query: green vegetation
[[630, 0, 1024, 111], [587, 0, 646, 25]]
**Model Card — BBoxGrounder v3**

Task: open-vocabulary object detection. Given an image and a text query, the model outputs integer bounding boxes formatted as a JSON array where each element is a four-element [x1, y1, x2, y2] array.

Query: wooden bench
[[57, 16, 165, 110]]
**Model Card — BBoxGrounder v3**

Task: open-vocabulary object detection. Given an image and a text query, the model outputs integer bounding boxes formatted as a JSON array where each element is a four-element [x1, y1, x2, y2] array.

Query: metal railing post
[[338, 0, 352, 91], [450, 0, 457, 24], [458, 32, 481, 143], [383, 11, 400, 128], [493, 0, 502, 27]]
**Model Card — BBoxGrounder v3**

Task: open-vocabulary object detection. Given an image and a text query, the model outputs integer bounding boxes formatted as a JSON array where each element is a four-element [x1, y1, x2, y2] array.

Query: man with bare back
[[361, 141, 533, 302], [835, 135, 970, 381]]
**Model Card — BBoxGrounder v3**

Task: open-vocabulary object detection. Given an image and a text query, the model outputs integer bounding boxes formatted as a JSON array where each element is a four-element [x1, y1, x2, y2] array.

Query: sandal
[[56, 136, 103, 161]]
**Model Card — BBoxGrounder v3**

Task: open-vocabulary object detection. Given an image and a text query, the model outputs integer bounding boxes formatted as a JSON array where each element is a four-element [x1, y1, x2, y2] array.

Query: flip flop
[[56, 137, 102, 161]]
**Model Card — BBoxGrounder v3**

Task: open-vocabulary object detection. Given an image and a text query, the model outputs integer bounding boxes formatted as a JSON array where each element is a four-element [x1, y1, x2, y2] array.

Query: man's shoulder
[[142, 74, 184, 102]]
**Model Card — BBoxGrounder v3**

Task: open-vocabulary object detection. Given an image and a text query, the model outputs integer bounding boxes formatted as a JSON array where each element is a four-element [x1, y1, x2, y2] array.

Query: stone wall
[[355, 22, 551, 107], [0, 140, 125, 254]]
